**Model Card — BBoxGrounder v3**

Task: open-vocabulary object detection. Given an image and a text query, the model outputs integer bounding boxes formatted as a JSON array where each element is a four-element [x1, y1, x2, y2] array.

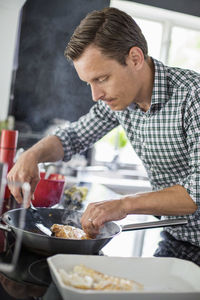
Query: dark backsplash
[[12, 0, 109, 132]]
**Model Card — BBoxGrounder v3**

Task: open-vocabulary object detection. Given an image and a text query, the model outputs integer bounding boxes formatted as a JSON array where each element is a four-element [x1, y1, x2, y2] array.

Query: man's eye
[[99, 76, 107, 83]]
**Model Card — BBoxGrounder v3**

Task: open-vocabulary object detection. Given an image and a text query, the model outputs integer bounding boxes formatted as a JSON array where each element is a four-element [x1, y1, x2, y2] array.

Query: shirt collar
[[151, 57, 169, 106], [128, 57, 169, 112]]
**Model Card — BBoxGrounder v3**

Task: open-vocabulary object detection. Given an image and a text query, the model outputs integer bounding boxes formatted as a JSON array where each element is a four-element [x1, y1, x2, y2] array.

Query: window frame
[[110, 0, 200, 64]]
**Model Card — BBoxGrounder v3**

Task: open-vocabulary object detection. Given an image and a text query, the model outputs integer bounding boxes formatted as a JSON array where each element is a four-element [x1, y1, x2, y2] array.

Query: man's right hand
[[7, 135, 64, 206], [7, 151, 40, 206]]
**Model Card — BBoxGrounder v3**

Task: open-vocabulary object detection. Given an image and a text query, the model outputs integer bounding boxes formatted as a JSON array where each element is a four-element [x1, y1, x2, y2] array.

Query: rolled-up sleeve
[[178, 89, 200, 205], [53, 101, 119, 161]]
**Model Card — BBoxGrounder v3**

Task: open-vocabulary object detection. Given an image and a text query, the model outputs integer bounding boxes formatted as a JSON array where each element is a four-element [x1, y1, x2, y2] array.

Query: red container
[[0, 129, 19, 208], [33, 172, 65, 207]]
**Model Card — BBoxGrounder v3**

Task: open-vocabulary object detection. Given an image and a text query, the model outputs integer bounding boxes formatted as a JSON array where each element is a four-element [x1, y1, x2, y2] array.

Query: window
[[169, 26, 200, 72], [134, 17, 163, 59]]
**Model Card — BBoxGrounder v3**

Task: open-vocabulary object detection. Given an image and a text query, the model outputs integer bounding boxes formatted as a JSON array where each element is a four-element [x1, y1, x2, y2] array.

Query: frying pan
[[0, 208, 187, 256]]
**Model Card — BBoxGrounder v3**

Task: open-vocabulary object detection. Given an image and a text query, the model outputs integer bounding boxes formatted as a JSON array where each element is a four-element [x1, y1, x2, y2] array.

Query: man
[[8, 7, 200, 264]]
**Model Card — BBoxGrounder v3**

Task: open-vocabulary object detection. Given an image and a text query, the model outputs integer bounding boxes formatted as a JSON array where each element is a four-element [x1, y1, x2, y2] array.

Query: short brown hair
[[65, 7, 148, 65]]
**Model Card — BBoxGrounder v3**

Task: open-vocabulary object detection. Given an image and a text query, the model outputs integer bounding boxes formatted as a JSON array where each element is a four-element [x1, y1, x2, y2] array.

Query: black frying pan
[[0, 208, 187, 256], [0, 208, 120, 256]]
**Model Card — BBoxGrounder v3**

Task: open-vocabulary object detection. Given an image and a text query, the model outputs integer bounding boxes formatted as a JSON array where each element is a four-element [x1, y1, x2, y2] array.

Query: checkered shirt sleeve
[[53, 100, 119, 161]]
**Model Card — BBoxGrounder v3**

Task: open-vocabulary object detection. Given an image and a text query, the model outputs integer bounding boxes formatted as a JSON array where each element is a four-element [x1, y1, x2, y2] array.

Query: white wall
[[0, 0, 26, 122]]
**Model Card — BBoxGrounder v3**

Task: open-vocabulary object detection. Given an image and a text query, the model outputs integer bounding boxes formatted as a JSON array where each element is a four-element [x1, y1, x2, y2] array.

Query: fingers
[[8, 174, 39, 206], [82, 214, 102, 238], [80, 203, 101, 238], [7, 160, 40, 206], [80, 202, 110, 237], [81, 199, 127, 238], [30, 176, 40, 197], [7, 173, 25, 204], [7, 176, 28, 206]]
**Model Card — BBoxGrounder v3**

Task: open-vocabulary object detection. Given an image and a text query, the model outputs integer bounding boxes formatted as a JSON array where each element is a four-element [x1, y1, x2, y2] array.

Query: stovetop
[[0, 234, 50, 299], [0, 232, 104, 300], [1, 234, 49, 280]]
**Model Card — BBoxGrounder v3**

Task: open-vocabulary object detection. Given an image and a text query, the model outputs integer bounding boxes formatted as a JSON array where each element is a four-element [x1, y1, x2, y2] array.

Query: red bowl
[[33, 172, 65, 207]]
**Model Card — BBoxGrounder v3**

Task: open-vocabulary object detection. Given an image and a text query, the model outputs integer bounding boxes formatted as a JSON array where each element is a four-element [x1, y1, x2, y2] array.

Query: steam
[[60, 210, 121, 239]]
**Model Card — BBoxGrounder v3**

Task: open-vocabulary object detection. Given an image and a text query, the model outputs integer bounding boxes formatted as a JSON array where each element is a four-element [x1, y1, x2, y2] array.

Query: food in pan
[[58, 264, 143, 291], [51, 224, 91, 240]]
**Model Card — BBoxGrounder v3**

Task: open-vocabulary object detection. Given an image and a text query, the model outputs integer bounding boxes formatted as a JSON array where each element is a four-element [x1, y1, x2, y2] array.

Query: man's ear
[[127, 46, 144, 70]]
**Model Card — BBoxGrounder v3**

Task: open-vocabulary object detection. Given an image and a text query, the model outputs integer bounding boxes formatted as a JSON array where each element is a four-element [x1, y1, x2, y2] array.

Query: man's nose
[[90, 84, 105, 102]]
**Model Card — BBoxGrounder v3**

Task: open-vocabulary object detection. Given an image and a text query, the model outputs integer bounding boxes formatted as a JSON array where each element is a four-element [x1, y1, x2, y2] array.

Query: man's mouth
[[104, 98, 116, 104]]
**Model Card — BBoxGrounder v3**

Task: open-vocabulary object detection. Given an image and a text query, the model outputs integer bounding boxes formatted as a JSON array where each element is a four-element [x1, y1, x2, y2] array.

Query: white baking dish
[[47, 254, 200, 300]]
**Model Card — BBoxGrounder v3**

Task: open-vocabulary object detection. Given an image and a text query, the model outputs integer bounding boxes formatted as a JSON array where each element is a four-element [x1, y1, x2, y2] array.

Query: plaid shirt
[[54, 58, 200, 247]]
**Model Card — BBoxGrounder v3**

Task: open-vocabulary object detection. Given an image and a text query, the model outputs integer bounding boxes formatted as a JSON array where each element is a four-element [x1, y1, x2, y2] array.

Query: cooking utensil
[[44, 165, 56, 180], [29, 201, 52, 236], [0, 208, 187, 256]]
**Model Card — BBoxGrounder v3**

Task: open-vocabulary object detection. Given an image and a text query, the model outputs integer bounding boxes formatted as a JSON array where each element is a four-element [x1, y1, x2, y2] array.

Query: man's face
[[73, 45, 142, 111]]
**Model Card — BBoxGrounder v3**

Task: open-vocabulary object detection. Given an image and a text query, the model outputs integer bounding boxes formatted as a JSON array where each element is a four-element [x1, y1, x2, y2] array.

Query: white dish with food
[[47, 254, 200, 300]]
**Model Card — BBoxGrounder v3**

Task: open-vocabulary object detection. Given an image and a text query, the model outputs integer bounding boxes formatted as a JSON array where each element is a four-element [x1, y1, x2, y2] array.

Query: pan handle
[[0, 223, 12, 232], [121, 218, 188, 232]]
